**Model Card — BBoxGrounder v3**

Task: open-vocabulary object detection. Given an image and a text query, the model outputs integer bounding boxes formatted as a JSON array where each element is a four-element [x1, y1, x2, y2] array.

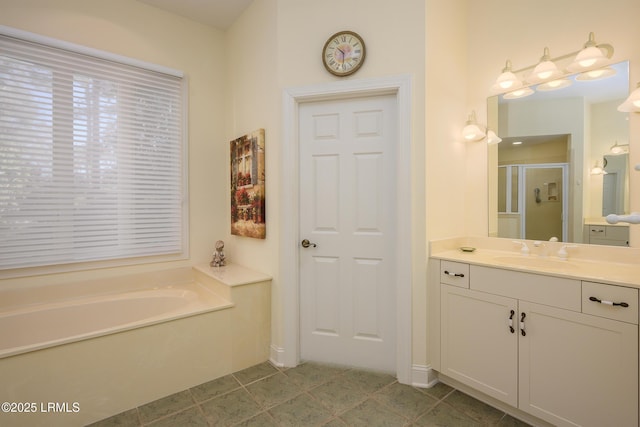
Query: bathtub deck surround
[[0, 263, 271, 427]]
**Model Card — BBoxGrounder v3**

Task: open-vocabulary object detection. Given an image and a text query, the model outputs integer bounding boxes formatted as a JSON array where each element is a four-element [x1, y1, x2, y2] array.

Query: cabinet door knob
[[520, 312, 526, 336]]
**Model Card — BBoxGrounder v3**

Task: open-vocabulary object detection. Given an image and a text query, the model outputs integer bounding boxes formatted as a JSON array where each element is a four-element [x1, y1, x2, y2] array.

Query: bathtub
[[0, 282, 232, 359], [0, 264, 271, 427]]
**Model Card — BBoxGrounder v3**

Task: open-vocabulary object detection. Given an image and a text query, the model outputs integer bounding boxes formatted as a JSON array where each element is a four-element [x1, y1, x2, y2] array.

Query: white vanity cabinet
[[438, 261, 639, 427]]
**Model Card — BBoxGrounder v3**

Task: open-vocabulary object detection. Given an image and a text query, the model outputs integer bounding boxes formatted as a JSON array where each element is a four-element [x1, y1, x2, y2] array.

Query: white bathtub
[[0, 264, 271, 427], [0, 282, 232, 359]]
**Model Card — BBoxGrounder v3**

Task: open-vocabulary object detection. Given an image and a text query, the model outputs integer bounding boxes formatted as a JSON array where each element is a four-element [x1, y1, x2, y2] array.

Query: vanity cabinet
[[584, 224, 629, 246], [438, 261, 638, 427]]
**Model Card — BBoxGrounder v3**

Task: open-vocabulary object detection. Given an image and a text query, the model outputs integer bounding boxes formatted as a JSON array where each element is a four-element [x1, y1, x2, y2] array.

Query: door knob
[[301, 239, 317, 248]]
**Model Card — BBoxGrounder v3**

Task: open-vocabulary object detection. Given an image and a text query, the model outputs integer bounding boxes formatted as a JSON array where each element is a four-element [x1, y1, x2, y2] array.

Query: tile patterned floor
[[88, 361, 532, 426]]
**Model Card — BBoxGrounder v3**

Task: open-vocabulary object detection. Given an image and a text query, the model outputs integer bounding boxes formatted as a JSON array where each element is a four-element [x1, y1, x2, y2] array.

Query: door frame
[[278, 75, 412, 384]]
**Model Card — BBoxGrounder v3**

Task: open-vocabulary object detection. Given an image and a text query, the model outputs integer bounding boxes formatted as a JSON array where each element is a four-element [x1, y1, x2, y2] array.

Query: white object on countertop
[[512, 240, 530, 256], [606, 212, 640, 224]]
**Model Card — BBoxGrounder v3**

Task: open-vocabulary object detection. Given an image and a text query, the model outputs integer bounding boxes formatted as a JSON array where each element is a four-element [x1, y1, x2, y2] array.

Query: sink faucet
[[557, 245, 578, 260], [533, 241, 549, 257], [512, 241, 530, 256]]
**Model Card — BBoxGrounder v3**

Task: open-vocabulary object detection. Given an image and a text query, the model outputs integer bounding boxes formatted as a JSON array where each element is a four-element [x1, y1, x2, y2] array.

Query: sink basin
[[492, 256, 577, 269]]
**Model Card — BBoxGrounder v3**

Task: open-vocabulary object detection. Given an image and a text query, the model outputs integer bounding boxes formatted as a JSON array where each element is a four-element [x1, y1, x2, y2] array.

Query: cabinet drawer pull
[[508, 310, 515, 333], [520, 312, 526, 336], [588, 296, 629, 307], [443, 270, 465, 278]]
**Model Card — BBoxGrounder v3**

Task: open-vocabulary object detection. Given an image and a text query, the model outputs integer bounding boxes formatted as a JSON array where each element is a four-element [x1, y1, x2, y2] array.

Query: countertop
[[430, 237, 640, 288]]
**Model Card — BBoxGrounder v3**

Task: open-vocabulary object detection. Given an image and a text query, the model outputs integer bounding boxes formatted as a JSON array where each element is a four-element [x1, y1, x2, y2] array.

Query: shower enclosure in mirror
[[488, 60, 630, 245]]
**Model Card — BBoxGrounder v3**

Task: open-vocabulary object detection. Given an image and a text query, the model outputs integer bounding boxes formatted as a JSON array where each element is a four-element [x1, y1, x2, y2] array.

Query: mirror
[[488, 60, 630, 246]]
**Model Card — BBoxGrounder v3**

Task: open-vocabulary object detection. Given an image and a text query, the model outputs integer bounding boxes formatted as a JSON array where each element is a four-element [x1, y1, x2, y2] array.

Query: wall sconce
[[487, 130, 502, 145], [617, 82, 640, 113], [462, 111, 486, 141], [461, 110, 501, 144], [590, 160, 607, 175], [610, 141, 629, 154]]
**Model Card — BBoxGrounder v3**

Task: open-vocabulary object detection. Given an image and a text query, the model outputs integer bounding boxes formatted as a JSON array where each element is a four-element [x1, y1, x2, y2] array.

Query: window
[[0, 28, 187, 272]]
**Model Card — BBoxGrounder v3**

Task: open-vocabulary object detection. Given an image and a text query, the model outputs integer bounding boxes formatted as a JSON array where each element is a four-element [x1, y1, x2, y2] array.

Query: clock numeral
[[341, 35, 347, 42]]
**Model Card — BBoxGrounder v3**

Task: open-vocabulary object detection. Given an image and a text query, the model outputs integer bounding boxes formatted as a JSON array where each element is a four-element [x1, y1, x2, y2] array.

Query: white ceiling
[[137, 0, 254, 30]]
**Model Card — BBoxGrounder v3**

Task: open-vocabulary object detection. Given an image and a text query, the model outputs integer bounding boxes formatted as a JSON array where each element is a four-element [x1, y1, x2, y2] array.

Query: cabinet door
[[519, 301, 638, 427], [441, 285, 518, 406]]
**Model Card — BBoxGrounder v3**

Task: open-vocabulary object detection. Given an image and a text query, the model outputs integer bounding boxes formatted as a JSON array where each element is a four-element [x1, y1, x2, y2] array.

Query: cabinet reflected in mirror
[[488, 61, 630, 246]]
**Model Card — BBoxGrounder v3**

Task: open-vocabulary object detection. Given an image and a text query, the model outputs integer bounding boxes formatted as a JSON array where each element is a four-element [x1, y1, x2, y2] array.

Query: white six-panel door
[[298, 94, 397, 372]]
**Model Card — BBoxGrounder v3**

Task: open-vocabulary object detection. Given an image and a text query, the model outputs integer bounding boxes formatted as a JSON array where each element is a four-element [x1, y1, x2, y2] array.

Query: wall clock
[[322, 30, 366, 77]]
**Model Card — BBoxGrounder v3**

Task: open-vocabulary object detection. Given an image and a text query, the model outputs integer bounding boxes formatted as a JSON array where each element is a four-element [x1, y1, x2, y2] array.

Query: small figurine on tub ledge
[[210, 240, 226, 268]]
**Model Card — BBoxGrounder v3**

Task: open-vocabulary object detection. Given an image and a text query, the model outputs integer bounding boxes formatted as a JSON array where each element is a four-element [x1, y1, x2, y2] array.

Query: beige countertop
[[430, 237, 640, 288]]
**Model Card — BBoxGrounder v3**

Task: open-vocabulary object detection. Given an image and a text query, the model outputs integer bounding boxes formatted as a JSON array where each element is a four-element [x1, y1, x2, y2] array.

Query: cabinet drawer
[[440, 261, 469, 288], [582, 281, 638, 324], [470, 265, 581, 311]]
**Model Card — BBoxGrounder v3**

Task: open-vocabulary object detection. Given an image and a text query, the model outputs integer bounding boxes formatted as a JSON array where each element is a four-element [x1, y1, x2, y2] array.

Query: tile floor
[[88, 361, 532, 426]]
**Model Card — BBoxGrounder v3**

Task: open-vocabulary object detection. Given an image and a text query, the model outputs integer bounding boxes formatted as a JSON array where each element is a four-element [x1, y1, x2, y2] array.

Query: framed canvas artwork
[[230, 129, 265, 239]]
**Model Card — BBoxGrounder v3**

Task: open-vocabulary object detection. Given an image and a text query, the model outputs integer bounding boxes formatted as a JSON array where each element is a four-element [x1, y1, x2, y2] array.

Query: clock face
[[322, 31, 366, 76]]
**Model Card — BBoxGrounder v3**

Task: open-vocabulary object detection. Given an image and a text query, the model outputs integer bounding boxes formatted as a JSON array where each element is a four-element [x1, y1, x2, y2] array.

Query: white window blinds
[[0, 29, 187, 271]]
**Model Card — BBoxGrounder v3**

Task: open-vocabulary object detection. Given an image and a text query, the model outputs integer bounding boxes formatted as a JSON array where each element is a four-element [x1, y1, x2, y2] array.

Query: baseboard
[[269, 344, 286, 367], [411, 364, 439, 388]]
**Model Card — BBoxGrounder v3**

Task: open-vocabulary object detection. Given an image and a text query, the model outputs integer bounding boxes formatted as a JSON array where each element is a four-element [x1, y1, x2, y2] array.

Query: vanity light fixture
[[617, 82, 640, 113], [567, 32, 613, 73], [462, 111, 486, 141], [491, 32, 614, 97], [610, 141, 629, 154], [491, 60, 522, 94], [526, 47, 562, 84]]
